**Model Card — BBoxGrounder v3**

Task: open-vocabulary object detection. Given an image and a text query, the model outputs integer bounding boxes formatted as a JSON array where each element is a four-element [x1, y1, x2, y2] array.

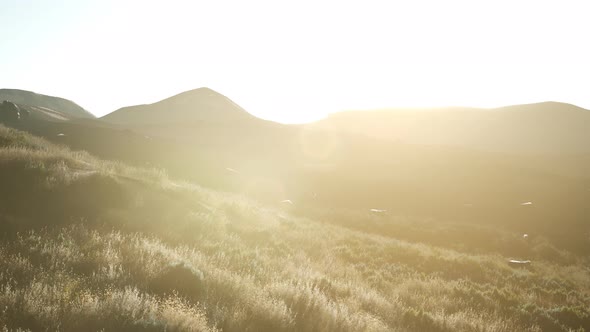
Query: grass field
[[1, 124, 589, 331]]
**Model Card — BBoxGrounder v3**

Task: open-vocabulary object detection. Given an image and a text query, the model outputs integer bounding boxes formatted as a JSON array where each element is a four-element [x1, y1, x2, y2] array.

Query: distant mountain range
[[4, 87, 589, 156], [99, 89, 590, 156], [1, 87, 589, 243]]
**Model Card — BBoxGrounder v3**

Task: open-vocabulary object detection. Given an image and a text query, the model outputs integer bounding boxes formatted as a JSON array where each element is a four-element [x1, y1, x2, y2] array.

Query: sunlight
[[1, 1, 590, 329], [2, 0, 588, 123]]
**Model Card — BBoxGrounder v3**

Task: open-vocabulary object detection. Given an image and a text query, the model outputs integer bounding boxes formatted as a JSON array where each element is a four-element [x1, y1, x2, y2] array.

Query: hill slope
[[101, 88, 254, 125], [318, 102, 590, 155], [7, 93, 589, 243], [1, 124, 590, 331], [0, 89, 94, 120]]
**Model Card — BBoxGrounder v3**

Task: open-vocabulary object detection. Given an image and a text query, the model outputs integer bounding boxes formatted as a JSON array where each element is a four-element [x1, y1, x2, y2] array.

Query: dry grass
[[1, 124, 590, 331]]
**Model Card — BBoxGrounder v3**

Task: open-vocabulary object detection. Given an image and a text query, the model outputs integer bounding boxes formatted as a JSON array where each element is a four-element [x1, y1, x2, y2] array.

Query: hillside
[[4, 91, 588, 254], [0, 89, 95, 120], [101, 88, 255, 125], [1, 124, 590, 331], [318, 102, 590, 155]]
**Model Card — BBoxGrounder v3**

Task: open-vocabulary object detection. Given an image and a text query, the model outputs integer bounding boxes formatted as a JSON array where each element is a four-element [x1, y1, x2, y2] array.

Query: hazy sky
[[1, 0, 589, 123]]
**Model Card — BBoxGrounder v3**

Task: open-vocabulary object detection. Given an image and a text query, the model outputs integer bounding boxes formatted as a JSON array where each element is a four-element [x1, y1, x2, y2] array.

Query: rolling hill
[[101, 87, 255, 125], [0, 89, 95, 120], [94, 91, 586, 223], [1, 123, 590, 331], [1, 86, 590, 330], [2, 88, 588, 254], [318, 102, 590, 155]]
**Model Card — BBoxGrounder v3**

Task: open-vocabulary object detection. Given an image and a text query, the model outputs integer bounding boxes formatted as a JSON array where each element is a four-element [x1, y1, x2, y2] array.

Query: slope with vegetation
[[1, 125, 590, 331], [4, 88, 589, 244]]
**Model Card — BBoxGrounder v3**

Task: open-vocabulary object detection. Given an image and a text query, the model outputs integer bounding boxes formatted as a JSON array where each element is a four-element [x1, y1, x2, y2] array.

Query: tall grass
[[1, 124, 590, 331]]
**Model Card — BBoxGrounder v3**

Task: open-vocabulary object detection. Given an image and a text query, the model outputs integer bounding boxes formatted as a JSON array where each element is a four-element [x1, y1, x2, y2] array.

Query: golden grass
[[1, 124, 590, 331]]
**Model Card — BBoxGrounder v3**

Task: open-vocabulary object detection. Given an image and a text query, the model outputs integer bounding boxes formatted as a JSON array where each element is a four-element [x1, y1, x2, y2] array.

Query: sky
[[1, 0, 589, 123]]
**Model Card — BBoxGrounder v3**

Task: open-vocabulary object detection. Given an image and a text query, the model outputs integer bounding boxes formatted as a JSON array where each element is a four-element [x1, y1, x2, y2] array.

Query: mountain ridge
[[0, 88, 94, 119], [101, 87, 256, 125], [318, 101, 590, 155]]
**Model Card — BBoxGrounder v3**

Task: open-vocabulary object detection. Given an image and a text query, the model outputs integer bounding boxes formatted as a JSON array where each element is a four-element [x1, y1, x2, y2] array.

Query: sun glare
[[2, 0, 589, 122], [2, 1, 590, 331]]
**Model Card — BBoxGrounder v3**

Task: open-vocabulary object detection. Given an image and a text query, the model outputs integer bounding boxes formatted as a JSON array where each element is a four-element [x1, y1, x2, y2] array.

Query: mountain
[[317, 102, 590, 155], [3, 89, 588, 247], [99, 87, 299, 192], [0, 89, 94, 120], [101, 87, 255, 125], [92, 91, 589, 238], [2, 90, 590, 330]]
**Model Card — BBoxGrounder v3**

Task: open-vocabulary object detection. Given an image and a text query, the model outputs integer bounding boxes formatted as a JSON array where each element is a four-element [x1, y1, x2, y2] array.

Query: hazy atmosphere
[[2, 1, 590, 331], [2, 0, 589, 122]]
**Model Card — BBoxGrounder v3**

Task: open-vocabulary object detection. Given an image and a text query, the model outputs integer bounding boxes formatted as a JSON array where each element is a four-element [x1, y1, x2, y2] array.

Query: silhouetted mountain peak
[[102, 87, 253, 125], [164, 87, 224, 102]]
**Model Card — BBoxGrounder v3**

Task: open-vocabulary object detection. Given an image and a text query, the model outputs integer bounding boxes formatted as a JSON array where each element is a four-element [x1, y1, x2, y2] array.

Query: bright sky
[[1, 0, 589, 123]]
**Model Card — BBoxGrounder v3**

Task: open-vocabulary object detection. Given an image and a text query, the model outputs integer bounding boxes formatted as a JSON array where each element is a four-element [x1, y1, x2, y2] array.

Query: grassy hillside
[[17, 105, 590, 249], [1, 124, 590, 331], [7, 91, 589, 247]]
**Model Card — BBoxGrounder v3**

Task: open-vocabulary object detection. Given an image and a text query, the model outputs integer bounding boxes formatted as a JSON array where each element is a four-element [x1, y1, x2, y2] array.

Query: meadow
[[1, 124, 589, 331]]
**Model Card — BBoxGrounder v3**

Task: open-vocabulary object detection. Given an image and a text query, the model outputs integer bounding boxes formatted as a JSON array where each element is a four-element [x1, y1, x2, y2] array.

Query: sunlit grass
[[1, 124, 590, 331]]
